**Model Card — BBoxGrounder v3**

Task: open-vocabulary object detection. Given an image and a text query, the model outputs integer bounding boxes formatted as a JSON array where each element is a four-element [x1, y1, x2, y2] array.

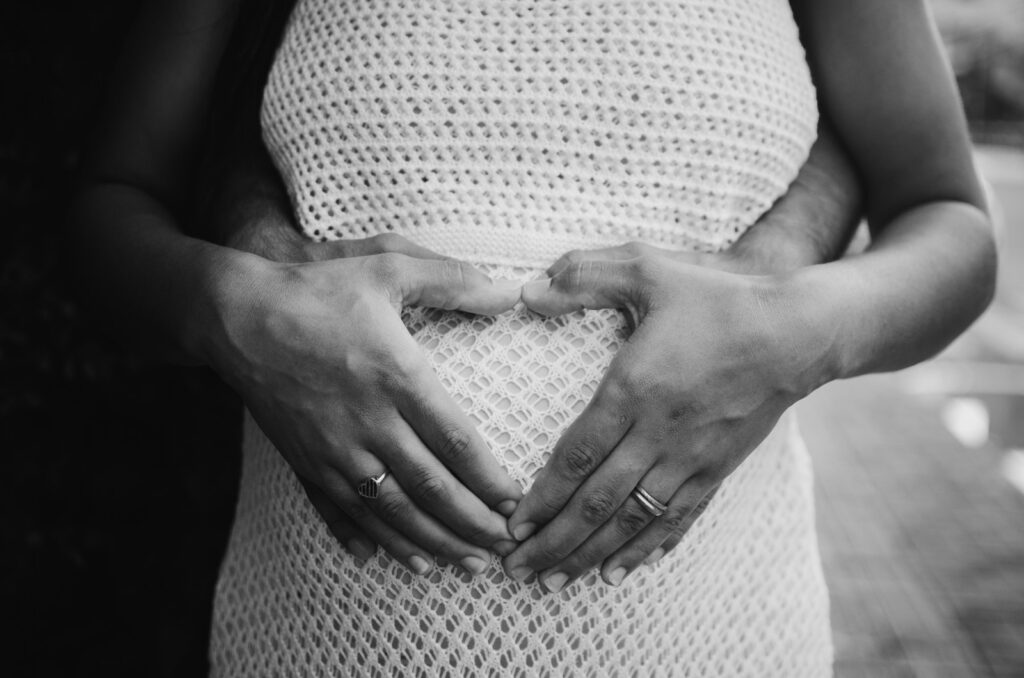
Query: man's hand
[[206, 237, 525, 575]]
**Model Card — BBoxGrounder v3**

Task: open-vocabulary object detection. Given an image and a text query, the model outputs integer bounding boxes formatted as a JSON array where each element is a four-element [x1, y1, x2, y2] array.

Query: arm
[[68, 0, 525, 574], [501, 0, 994, 591], [785, 0, 995, 376]]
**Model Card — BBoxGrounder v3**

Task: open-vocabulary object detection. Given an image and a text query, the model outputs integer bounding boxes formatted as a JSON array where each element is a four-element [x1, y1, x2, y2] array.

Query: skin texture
[[501, 0, 995, 593]]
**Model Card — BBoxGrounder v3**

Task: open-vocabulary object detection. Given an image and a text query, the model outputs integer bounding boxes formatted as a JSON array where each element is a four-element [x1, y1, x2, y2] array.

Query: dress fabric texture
[[210, 1, 832, 676]]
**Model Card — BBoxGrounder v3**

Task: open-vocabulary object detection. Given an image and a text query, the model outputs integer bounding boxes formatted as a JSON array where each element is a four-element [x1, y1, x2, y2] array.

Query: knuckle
[[440, 258, 471, 288], [579, 488, 619, 525], [408, 470, 449, 505], [660, 505, 691, 534], [561, 440, 602, 479], [613, 368, 654, 404], [615, 502, 652, 536], [436, 426, 473, 465]]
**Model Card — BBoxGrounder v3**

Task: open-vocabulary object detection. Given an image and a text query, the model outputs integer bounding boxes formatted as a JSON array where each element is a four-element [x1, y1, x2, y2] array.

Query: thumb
[[389, 255, 522, 315], [521, 259, 647, 317]]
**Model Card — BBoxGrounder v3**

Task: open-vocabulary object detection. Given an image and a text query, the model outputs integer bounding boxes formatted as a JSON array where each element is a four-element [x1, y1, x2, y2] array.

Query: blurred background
[[1, 1, 1021, 676]]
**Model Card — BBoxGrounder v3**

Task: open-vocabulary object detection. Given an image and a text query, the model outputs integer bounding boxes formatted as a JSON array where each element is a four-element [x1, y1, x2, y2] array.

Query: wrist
[[223, 210, 311, 262], [184, 245, 276, 369], [752, 269, 847, 398]]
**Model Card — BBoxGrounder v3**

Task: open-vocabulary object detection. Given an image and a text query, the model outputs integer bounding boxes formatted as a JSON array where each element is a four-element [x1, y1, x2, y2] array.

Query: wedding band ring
[[357, 471, 389, 499], [632, 484, 669, 517]]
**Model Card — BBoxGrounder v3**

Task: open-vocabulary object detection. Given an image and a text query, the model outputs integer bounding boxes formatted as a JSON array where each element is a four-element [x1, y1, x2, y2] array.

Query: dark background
[[2, 4, 242, 676], [2, 2, 1021, 677]]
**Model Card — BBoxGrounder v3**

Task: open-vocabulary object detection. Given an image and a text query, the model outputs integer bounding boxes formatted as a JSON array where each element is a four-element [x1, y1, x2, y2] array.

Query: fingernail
[[408, 555, 432, 575], [497, 499, 519, 517], [544, 572, 569, 593], [608, 567, 627, 587], [461, 556, 490, 575], [511, 522, 536, 541], [509, 566, 533, 582], [347, 540, 376, 562], [644, 548, 665, 566], [492, 540, 517, 557]]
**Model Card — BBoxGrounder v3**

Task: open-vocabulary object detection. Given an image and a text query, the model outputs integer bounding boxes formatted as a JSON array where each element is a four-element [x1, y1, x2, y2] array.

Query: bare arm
[[502, 0, 994, 591], [68, 0, 526, 574], [786, 0, 995, 375]]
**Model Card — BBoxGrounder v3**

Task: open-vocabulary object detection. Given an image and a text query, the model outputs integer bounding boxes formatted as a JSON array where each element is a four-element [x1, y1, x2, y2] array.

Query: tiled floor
[[795, 144, 1024, 678], [799, 374, 1024, 678]]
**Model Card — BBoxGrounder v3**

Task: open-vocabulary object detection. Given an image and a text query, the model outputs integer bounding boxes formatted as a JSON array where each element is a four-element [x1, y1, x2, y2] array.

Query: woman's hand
[[205, 238, 524, 576], [501, 242, 830, 591]]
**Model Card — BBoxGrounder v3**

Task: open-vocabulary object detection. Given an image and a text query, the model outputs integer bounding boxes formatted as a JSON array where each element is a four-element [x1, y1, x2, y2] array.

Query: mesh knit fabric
[[211, 1, 831, 675]]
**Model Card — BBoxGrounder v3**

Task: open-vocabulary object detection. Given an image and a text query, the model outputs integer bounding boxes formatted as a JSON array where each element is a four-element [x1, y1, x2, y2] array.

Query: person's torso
[[260, 0, 818, 267]]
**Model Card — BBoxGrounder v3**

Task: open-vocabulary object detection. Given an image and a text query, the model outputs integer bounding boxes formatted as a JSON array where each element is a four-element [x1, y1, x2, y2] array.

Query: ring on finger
[[631, 484, 668, 517], [357, 470, 389, 499]]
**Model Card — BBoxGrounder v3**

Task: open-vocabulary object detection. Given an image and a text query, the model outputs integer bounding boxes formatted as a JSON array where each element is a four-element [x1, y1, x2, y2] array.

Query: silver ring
[[357, 471, 389, 499], [631, 484, 669, 517]]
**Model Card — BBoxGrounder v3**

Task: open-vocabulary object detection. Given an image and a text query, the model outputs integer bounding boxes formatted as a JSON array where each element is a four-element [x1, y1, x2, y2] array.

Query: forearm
[[779, 199, 995, 388], [68, 182, 260, 365], [722, 120, 862, 274], [203, 139, 310, 261]]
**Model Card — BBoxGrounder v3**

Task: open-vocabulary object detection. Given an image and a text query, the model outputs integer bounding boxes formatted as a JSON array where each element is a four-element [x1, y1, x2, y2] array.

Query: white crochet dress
[[211, 1, 832, 675]]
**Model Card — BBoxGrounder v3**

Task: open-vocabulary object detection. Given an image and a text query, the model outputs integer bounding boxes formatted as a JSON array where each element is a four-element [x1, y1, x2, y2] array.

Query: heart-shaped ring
[[357, 471, 389, 499]]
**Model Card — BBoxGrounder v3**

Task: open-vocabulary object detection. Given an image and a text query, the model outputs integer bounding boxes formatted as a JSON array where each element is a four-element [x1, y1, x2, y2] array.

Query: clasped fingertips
[[492, 540, 517, 557], [496, 499, 519, 517], [510, 522, 536, 541]]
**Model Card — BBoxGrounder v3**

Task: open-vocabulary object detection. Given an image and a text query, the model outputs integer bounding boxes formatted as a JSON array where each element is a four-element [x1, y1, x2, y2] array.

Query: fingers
[[506, 387, 631, 543], [545, 242, 658, 277], [376, 254, 521, 315], [314, 470, 439, 575], [602, 482, 720, 583], [521, 258, 651, 318], [396, 367, 523, 514], [503, 432, 654, 586], [326, 450, 496, 576], [376, 413, 517, 553], [301, 479, 377, 561], [648, 484, 719, 562]]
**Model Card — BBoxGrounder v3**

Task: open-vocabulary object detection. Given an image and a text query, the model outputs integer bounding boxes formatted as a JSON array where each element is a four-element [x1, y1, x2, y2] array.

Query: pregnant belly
[[402, 277, 627, 488]]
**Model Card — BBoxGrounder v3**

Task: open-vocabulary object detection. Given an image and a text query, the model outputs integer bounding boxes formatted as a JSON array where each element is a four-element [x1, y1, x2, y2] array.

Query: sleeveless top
[[211, 1, 832, 675]]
